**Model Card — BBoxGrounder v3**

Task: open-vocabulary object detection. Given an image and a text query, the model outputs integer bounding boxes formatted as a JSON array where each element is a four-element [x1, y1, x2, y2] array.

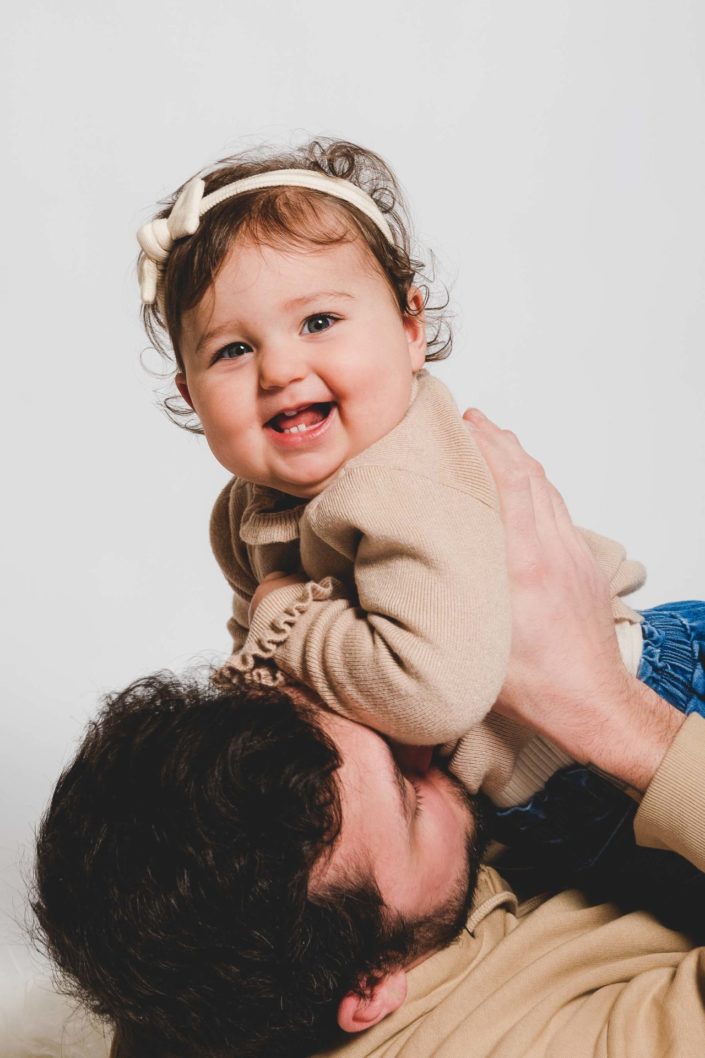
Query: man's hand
[[464, 407, 684, 793], [249, 571, 307, 623]]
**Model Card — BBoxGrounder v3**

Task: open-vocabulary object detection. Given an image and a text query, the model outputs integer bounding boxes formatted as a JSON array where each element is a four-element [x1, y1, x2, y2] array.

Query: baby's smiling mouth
[[266, 402, 335, 434]]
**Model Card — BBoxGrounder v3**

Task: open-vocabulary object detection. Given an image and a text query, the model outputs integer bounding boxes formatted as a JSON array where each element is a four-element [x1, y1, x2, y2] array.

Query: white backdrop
[[2, 0, 704, 946]]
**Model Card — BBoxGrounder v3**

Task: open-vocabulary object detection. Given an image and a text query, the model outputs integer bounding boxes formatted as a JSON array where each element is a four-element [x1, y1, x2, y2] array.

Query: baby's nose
[[258, 342, 308, 390]]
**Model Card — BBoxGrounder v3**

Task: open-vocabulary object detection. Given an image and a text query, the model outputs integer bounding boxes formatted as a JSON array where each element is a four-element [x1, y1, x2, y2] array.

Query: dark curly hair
[[32, 674, 476, 1058], [139, 137, 451, 432]]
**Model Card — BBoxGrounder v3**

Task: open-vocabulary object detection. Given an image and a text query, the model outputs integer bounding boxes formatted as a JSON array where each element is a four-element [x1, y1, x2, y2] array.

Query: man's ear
[[337, 970, 408, 1033], [175, 372, 195, 410], [404, 287, 427, 372]]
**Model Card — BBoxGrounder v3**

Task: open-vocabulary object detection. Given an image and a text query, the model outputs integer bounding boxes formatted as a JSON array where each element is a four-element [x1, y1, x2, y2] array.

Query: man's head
[[33, 674, 486, 1058]]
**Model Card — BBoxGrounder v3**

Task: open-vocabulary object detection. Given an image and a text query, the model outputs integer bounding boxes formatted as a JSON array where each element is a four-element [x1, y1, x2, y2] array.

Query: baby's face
[[177, 233, 427, 498]]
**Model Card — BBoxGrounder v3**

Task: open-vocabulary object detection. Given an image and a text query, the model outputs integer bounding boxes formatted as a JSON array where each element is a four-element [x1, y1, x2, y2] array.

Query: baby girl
[[137, 138, 705, 862]]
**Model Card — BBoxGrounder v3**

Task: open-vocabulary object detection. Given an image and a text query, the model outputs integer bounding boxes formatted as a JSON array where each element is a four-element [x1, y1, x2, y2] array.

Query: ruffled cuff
[[214, 577, 335, 688]]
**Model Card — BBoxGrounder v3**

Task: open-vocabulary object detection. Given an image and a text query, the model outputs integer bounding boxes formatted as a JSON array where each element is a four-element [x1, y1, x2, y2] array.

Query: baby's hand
[[249, 571, 307, 622]]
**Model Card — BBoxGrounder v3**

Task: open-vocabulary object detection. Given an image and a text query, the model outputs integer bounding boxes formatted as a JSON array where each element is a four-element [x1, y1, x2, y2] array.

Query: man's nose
[[391, 743, 434, 776], [258, 342, 308, 391]]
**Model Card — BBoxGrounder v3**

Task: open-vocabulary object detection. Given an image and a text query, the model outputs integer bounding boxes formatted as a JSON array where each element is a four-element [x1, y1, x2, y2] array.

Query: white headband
[[136, 169, 395, 306]]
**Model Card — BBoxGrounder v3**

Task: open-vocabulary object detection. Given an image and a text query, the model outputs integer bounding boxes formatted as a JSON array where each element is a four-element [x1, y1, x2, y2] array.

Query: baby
[[137, 138, 705, 866]]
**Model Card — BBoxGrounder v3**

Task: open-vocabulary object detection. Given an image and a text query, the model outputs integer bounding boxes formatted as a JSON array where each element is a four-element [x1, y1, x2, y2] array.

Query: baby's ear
[[404, 287, 427, 371], [337, 970, 407, 1033], [175, 372, 195, 410]]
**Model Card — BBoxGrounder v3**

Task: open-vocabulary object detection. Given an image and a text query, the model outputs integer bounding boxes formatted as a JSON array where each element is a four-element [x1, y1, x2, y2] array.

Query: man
[[33, 413, 705, 1058]]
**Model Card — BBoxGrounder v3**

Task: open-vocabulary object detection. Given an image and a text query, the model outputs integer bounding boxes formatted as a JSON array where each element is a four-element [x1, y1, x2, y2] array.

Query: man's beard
[[377, 779, 490, 967], [308, 775, 490, 1056]]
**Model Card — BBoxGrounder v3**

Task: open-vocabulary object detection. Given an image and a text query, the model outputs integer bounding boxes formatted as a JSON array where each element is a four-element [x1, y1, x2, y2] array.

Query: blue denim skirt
[[490, 601, 705, 934]]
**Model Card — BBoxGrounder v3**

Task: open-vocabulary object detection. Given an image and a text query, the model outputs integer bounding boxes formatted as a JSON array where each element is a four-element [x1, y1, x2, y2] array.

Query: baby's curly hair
[[140, 137, 451, 432]]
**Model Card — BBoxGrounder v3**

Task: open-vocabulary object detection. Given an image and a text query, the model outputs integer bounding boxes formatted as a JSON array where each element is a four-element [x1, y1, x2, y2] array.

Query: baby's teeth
[[283, 422, 309, 434]]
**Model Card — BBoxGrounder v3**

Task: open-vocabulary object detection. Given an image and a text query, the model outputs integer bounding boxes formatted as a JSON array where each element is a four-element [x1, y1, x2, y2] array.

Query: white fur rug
[[0, 945, 111, 1058]]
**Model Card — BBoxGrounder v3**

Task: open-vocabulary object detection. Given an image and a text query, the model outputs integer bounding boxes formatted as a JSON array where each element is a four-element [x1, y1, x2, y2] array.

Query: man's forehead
[[309, 709, 411, 878], [324, 714, 410, 818]]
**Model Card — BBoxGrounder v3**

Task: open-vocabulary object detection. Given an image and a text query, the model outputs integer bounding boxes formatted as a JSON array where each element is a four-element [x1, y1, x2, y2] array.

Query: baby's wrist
[[249, 572, 307, 622]]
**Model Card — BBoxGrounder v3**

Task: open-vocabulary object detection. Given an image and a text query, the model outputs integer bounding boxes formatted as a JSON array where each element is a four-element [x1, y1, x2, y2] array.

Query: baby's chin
[[248, 467, 346, 500], [214, 453, 347, 499], [259, 458, 353, 500], [272, 473, 343, 500]]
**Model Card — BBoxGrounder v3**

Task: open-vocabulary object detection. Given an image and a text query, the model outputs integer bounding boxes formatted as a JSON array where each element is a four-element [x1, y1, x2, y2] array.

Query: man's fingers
[[464, 410, 535, 518], [542, 474, 596, 562], [464, 409, 545, 486], [546, 479, 580, 540], [463, 409, 563, 562], [466, 408, 596, 572]]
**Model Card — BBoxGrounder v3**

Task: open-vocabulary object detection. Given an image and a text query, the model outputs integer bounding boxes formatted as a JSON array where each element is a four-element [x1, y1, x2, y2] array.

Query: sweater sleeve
[[218, 464, 512, 744], [209, 479, 259, 654], [634, 713, 705, 872]]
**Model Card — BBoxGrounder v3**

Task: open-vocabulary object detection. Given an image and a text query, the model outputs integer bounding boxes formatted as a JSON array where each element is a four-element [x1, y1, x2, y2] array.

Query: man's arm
[[463, 406, 685, 795]]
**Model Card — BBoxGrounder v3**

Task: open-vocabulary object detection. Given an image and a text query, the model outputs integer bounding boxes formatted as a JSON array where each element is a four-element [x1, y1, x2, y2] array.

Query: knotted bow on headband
[[136, 169, 395, 308]]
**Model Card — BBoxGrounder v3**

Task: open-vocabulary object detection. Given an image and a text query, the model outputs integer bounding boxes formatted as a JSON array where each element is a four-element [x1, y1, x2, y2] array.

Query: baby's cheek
[[204, 416, 250, 475], [203, 389, 246, 439]]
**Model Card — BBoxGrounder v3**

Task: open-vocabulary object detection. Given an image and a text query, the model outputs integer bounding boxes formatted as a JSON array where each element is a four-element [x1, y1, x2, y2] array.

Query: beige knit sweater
[[316, 714, 705, 1058], [212, 372, 646, 802]]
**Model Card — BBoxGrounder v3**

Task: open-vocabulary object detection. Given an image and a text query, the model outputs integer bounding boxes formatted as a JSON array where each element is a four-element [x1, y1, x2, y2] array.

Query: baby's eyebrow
[[281, 290, 354, 311], [194, 322, 238, 357]]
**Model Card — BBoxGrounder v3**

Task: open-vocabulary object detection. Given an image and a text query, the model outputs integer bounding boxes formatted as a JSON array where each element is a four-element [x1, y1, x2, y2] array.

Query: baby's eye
[[301, 313, 337, 335], [213, 341, 252, 363]]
